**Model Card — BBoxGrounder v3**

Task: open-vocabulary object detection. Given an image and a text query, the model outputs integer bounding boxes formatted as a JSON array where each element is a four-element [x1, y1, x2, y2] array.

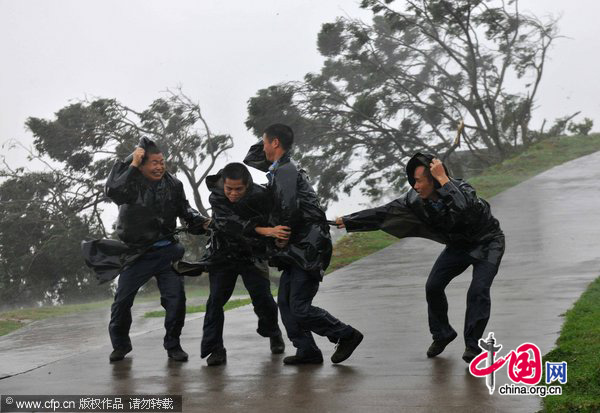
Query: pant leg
[[153, 243, 187, 350], [287, 266, 354, 345], [155, 267, 187, 351], [277, 267, 321, 357], [240, 264, 281, 338], [425, 247, 471, 341], [109, 257, 156, 350], [464, 259, 500, 350], [201, 269, 238, 358]]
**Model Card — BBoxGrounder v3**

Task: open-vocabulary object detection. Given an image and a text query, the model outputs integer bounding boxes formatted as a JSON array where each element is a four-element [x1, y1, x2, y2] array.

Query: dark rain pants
[[109, 242, 186, 351], [278, 265, 354, 357], [426, 246, 501, 350], [201, 262, 281, 358]]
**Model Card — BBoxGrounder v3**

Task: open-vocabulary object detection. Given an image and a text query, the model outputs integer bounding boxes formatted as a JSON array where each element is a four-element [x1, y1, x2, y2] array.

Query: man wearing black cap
[[336, 153, 504, 363], [244, 124, 363, 365], [199, 162, 285, 366], [105, 138, 209, 362]]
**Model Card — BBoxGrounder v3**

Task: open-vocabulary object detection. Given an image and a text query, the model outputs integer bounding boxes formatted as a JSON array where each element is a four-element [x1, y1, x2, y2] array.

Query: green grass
[[0, 299, 113, 337], [327, 230, 398, 274], [540, 277, 600, 413], [469, 134, 600, 199], [0, 285, 220, 337], [144, 297, 254, 318], [0, 320, 24, 336]]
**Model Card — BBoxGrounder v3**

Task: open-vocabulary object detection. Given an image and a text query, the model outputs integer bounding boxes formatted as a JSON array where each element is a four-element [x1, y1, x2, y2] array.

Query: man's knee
[[467, 284, 491, 305], [289, 299, 313, 322], [160, 288, 186, 310], [425, 277, 446, 297], [112, 290, 136, 310]]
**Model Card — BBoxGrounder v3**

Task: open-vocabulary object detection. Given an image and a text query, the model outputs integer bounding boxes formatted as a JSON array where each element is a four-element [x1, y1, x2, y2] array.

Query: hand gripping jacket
[[104, 138, 207, 248]]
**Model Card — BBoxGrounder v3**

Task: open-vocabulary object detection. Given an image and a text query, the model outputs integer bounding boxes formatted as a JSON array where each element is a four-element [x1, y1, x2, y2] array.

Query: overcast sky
[[1, 0, 598, 219]]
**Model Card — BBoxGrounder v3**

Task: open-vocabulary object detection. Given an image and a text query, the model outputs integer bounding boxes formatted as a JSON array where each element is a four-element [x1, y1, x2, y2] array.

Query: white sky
[[1, 0, 599, 220]]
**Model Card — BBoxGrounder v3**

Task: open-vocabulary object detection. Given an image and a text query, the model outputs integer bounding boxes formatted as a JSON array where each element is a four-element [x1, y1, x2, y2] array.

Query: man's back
[[266, 153, 332, 276]]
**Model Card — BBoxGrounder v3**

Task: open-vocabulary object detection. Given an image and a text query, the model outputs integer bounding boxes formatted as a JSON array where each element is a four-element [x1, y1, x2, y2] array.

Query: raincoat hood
[[406, 152, 450, 189], [243, 141, 271, 172], [123, 136, 157, 164]]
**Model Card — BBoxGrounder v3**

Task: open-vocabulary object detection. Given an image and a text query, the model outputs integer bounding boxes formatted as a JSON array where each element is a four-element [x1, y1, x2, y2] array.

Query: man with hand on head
[[105, 137, 209, 363], [200, 162, 285, 366], [336, 153, 504, 363], [244, 124, 364, 365]]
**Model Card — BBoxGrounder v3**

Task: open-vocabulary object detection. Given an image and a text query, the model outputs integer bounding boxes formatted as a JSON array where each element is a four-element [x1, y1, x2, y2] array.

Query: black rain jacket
[[244, 142, 332, 278], [82, 138, 207, 283], [200, 169, 272, 278], [105, 157, 207, 248]]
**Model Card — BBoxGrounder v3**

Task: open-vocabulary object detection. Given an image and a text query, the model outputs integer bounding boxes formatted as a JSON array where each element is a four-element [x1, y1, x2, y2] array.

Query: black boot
[[462, 347, 483, 363], [206, 348, 227, 366], [426, 331, 458, 358], [167, 345, 189, 362], [109, 346, 132, 362], [270, 333, 285, 354], [331, 328, 364, 364], [283, 352, 323, 365]]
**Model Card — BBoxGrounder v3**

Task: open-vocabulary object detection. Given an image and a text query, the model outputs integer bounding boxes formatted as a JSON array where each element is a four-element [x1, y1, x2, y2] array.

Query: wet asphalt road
[[1, 152, 599, 412]]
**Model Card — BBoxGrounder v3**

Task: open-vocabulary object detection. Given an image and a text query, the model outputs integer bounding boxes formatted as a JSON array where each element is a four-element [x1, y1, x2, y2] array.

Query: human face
[[224, 178, 248, 203], [139, 152, 165, 182], [413, 165, 435, 199], [262, 133, 278, 162]]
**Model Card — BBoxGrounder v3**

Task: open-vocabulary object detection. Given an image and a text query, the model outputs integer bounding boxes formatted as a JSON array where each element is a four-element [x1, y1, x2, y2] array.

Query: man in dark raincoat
[[200, 162, 286, 366], [104, 138, 209, 362], [337, 153, 504, 363], [244, 124, 363, 365]]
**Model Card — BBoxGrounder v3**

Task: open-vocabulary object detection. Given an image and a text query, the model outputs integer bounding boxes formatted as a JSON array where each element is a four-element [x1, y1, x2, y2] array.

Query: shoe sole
[[331, 332, 364, 364], [206, 360, 226, 366], [168, 356, 189, 362], [206, 355, 227, 366], [283, 358, 323, 365], [109, 348, 132, 362]]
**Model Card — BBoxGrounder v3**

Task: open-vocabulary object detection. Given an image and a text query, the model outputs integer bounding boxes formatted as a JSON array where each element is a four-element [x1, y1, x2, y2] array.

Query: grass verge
[[0, 299, 112, 337], [144, 297, 253, 318], [468, 134, 600, 199], [0, 286, 236, 337], [540, 276, 600, 413]]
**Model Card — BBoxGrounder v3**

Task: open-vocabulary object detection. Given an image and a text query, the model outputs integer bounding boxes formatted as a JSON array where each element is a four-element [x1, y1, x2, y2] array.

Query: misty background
[[1, 0, 599, 307], [1, 0, 598, 218]]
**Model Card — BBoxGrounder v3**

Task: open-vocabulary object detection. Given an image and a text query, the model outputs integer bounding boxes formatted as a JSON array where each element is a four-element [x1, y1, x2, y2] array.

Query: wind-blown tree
[[246, 0, 558, 202], [0, 169, 109, 307], [27, 89, 232, 216], [0, 90, 230, 306]]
